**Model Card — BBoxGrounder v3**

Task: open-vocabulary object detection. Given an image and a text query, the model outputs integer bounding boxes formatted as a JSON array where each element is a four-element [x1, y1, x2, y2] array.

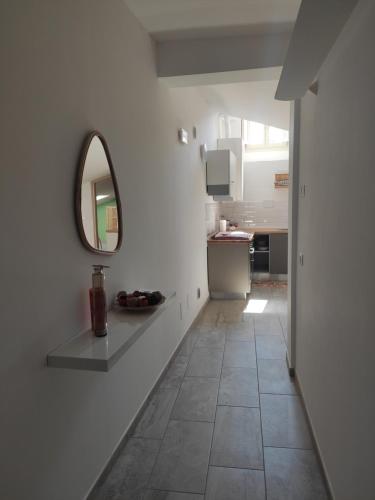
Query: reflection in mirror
[[76, 132, 122, 254]]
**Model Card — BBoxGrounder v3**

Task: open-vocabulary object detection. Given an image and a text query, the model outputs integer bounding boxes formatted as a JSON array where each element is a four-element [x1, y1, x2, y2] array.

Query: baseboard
[[294, 374, 335, 500], [86, 294, 209, 499], [286, 351, 295, 377]]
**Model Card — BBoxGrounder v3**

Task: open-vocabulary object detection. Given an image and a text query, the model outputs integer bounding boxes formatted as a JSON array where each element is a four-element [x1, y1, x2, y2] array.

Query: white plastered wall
[[0, 1, 218, 499], [294, 1, 375, 498]]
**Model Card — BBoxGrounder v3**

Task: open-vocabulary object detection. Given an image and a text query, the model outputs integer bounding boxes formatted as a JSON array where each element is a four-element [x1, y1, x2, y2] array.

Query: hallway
[[91, 284, 328, 500]]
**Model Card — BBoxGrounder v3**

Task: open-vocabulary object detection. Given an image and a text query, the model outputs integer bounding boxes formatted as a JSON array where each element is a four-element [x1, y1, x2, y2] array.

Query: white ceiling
[[124, 0, 301, 40]]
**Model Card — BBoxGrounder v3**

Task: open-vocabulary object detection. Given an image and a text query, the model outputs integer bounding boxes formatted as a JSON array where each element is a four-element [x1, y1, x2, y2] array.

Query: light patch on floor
[[244, 299, 268, 314]]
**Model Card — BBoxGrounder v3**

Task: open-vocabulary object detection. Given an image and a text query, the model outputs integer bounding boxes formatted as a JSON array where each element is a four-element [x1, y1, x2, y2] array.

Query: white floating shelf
[[47, 291, 176, 372]]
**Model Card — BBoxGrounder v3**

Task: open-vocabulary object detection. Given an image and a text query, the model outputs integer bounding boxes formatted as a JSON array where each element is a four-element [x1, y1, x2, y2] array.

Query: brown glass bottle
[[89, 265, 109, 337]]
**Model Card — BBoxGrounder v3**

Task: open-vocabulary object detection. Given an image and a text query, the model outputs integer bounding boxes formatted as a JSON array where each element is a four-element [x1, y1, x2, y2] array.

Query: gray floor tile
[[255, 335, 286, 360], [186, 347, 223, 378], [225, 321, 255, 342], [260, 300, 281, 316], [220, 301, 252, 324], [220, 299, 248, 311], [149, 420, 213, 494], [205, 466, 265, 500], [91, 438, 160, 500], [195, 328, 226, 349], [171, 377, 219, 422], [218, 366, 259, 407], [279, 315, 288, 341], [264, 447, 328, 500], [258, 359, 297, 395], [223, 312, 252, 324], [250, 291, 273, 303], [133, 389, 179, 439], [210, 406, 263, 469], [179, 333, 198, 357], [160, 356, 189, 390], [197, 309, 220, 326], [260, 394, 313, 449], [254, 316, 283, 336], [141, 490, 203, 499], [223, 341, 256, 369]]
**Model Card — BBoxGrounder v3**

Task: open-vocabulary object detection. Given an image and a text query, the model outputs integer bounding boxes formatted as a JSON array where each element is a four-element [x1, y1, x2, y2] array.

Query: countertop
[[207, 227, 288, 244], [247, 227, 288, 234]]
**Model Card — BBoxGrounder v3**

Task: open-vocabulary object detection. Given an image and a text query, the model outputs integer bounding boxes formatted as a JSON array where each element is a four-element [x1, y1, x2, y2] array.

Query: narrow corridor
[[91, 284, 328, 500]]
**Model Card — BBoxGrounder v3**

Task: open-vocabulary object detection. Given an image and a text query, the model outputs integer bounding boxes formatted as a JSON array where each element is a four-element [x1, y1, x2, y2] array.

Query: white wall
[[199, 79, 291, 130], [244, 159, 289, 202], [295, 1, 375, 498], [0, 2, 218, 499], [204, 157, 290, 231]]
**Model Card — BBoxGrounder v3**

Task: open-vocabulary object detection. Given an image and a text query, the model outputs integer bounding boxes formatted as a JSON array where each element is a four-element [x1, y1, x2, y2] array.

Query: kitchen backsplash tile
[[205, 202, 220, 234], [206, 200, 288, 234]]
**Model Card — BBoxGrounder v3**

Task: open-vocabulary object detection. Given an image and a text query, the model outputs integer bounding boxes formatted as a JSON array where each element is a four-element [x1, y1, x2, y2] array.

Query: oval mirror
[[75, 131, 123, 254]]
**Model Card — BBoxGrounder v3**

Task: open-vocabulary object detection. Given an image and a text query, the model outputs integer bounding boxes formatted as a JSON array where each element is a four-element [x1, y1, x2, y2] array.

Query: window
[[218, 115, 289, 161], [268, 126, 289, 145], [243, 120, 289, 148], [218, 114, 242, 139], [219, 115, 289, 148], [246, 121, 265, 146]]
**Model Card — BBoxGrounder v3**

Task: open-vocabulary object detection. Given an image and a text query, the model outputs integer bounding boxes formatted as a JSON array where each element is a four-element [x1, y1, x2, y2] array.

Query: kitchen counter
[[207, 227, 288, 244], [208, 236, 253, 244], [247, 227, 288, 234]]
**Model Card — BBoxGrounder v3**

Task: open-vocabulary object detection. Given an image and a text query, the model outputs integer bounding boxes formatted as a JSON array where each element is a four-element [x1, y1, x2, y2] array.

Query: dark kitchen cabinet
[[253, 234, 270, 273], [269, 233, 288, 274]]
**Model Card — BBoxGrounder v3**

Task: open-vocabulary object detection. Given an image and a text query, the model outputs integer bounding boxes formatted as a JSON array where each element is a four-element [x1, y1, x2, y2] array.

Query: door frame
[[286, 99, 301, 375]]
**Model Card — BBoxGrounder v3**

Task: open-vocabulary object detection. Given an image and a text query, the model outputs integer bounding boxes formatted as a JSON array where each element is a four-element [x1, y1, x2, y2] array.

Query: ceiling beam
[[159, 67, 282, 88], [156, 31, 291, 78], [275, 0, 359, 101]]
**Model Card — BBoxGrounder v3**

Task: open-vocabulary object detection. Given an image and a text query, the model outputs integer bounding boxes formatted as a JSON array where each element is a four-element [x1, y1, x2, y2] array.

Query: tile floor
[[91, 284, 329, 500]]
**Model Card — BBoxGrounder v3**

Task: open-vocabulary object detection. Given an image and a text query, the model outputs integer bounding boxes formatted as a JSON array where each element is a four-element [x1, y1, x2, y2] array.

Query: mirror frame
[[75, 131, 123, 255]]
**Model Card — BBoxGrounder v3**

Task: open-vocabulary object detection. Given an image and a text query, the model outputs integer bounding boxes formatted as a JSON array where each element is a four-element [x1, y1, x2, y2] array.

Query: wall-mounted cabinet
[[217, 138, 244, 201], [206, 149, 236, 200]]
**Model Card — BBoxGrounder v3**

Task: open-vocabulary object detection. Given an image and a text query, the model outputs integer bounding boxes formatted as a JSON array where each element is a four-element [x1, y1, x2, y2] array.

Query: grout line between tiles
[[263, 444, 314, 451], [208, 462, 265, 472], [145, 485, 205, 496], [205, 316, 226, 496], [254, 312, 268, 500], [168, 417, 216, 424], [216, 403, 260, 409], [145, 325, 199, 492]]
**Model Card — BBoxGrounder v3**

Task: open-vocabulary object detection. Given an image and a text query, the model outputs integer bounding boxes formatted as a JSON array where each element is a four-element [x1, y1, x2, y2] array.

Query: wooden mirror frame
[[75, 131, 123, 255]]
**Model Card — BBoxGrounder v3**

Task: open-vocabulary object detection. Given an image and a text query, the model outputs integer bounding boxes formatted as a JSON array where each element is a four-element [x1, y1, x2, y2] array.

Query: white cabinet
[[206, 149, 236, 200]]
